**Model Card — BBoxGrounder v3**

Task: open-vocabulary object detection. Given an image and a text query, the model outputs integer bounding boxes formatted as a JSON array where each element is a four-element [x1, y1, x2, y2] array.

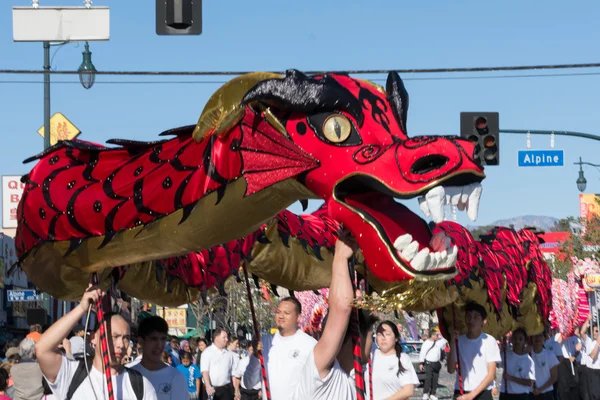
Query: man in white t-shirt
[[292, 230, 378, 400], [36, 285, 157, 400], [583, 319, 600, 400], [251, 296, 318, 399], [530, 332, 559, 399], [419, 329, 447, 400], [447, 302, 501, 400], [200, 328, 237, 400], [233, 337, 262, 400], [126, 316, 188, 399]]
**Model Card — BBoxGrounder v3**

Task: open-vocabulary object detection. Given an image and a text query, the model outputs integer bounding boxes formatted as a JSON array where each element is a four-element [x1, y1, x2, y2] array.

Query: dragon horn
[[192, 72, 282, 142], [386, 71, 409, 134]]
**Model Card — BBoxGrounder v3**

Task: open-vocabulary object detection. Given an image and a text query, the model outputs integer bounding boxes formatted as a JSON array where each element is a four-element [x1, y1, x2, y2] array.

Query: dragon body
[[16, 70, 551, 337]]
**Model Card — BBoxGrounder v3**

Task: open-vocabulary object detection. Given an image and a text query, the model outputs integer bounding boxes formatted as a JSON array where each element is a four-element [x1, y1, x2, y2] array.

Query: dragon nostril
[[410, 155, 449, 175]]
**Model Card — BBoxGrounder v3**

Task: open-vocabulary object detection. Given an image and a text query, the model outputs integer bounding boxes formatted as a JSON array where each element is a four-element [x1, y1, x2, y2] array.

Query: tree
[[187, 272, 277, 338], [551, 214, 600, 280]]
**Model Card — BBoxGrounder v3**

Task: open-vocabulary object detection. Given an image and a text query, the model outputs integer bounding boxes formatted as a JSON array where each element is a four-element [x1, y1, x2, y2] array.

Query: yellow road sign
[[37, 112, 81, 146]]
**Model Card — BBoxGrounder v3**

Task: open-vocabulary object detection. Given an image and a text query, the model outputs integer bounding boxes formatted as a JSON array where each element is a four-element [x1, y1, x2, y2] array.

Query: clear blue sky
[[1, 0, 600, 228]]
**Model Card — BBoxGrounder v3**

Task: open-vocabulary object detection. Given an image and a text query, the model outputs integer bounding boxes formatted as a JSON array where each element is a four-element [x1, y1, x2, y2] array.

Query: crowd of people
[[0, 230, 597, 399]]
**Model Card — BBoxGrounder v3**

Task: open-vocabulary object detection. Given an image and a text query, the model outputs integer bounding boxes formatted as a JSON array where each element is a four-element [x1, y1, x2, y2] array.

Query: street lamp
[[575, 157, 600, 192], [78, 42, 97, 90]]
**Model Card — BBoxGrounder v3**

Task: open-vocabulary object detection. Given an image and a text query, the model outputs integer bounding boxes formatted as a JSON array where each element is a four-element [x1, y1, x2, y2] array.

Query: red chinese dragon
[[15, 70, 551, 337]]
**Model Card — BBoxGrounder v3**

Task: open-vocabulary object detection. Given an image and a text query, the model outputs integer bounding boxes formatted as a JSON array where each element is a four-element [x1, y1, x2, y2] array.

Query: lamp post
[[78, 42, 97, 90], [42, 41, 97, 150], [575, 157, 600, 192]]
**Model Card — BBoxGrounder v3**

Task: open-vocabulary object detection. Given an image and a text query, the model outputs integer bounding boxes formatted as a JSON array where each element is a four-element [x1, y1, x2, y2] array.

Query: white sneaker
[[422, 395, 429, 400], [429, 396, 438, 400]]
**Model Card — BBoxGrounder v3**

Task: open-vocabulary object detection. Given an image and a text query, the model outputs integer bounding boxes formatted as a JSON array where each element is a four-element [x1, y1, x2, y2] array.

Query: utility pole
[[43, 41, 50, 150]]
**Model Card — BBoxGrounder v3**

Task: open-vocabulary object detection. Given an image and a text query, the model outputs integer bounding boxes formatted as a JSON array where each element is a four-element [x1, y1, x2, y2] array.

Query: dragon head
[[15, 69, 485, 304], [240, 70, 484, 283]]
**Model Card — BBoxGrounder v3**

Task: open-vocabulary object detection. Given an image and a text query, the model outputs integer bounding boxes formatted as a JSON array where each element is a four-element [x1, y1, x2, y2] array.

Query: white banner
[[2, 176, 25, 229]]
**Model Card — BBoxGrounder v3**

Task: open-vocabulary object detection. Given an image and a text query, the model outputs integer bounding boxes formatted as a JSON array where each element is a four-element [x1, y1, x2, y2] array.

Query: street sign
[[2, 175, 25, 229], [7, 290, 39, 302], [517, 149, 564, 167], [13, 6, 110, 42], [37, 112, 81, 146]]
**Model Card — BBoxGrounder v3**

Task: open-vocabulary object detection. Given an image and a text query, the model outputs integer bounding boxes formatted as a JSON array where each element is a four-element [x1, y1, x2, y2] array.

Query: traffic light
[[460, 112, 500, 166], [156, 0, 202, 35]]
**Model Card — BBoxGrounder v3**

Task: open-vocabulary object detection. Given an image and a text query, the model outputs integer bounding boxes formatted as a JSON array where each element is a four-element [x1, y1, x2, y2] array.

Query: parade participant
[[499, 328, 535, 400], [233, 337, 262, 400], [252, 297, 317, 399], [555, 329, 579, 400], [292, 230, 377, 399], [584, 318, 600, 400], [530, 332, 558, 400], [36, 285, 156, 400], [370, 321, 419, 400], [127, 316, 188, 399], [200, 328, 237, 400], [419, 329, 447, 400], [177, 352, 201, 400], [447, 302, 501, 400]]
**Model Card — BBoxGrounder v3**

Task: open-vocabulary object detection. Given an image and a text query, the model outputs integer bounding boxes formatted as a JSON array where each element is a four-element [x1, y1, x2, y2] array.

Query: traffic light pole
[[500, 129, 600, 142]]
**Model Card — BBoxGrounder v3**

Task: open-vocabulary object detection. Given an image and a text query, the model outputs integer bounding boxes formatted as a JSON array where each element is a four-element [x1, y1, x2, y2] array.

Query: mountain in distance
[[468, 215, 560, 232]]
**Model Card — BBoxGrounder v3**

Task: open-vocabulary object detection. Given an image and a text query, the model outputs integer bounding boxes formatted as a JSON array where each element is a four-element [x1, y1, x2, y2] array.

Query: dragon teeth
[[394, 234, 412, 251], [418, 183, 482, 223]]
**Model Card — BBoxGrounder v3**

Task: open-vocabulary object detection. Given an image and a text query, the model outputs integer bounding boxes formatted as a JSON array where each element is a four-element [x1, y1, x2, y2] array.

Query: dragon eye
[[322, 115, 351, 143]]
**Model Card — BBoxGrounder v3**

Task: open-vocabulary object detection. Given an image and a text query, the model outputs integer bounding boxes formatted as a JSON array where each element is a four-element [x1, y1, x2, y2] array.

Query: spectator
[[180, 340, 192, 359], [69, 324, 86, 360], [26, 325, 42, 343], [0, 371, 10, 400], [168, 337, 181, 367], [177, 352, 201, 399], [161, 351, 173, 366], [10, 337, 44, 400], [0, 367, 14, 398]]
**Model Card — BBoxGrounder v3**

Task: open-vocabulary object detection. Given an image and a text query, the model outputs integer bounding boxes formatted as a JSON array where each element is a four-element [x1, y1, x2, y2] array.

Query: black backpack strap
[[125, 367, 144, 400], [66, 358, 91, 400]]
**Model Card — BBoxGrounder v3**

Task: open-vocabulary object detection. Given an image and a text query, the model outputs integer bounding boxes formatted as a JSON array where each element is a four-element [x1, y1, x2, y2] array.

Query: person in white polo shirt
[[530, 332, 559, 400], [201, 328, 237, 400], [499, 327, 535, 399], [291, 230, 378, 400], [419, 329, 447, 400], [253, 296, 317, 399], [447, 302, 501, 400]]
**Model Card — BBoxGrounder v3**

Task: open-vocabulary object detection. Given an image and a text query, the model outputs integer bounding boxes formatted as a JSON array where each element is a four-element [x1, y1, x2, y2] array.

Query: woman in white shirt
[[369, 321, 419, 400], [500, 328, 535, 400]]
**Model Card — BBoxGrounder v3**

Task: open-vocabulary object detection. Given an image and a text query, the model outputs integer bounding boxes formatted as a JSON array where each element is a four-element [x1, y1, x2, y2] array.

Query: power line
[[2, 71, 600, 85], [1, 62, 600, 76]]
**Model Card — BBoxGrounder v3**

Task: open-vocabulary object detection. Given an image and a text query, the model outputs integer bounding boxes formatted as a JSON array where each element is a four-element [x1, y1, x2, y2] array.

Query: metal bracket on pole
[[527, 131, 531, 149], [550, 131, 555, 149]]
